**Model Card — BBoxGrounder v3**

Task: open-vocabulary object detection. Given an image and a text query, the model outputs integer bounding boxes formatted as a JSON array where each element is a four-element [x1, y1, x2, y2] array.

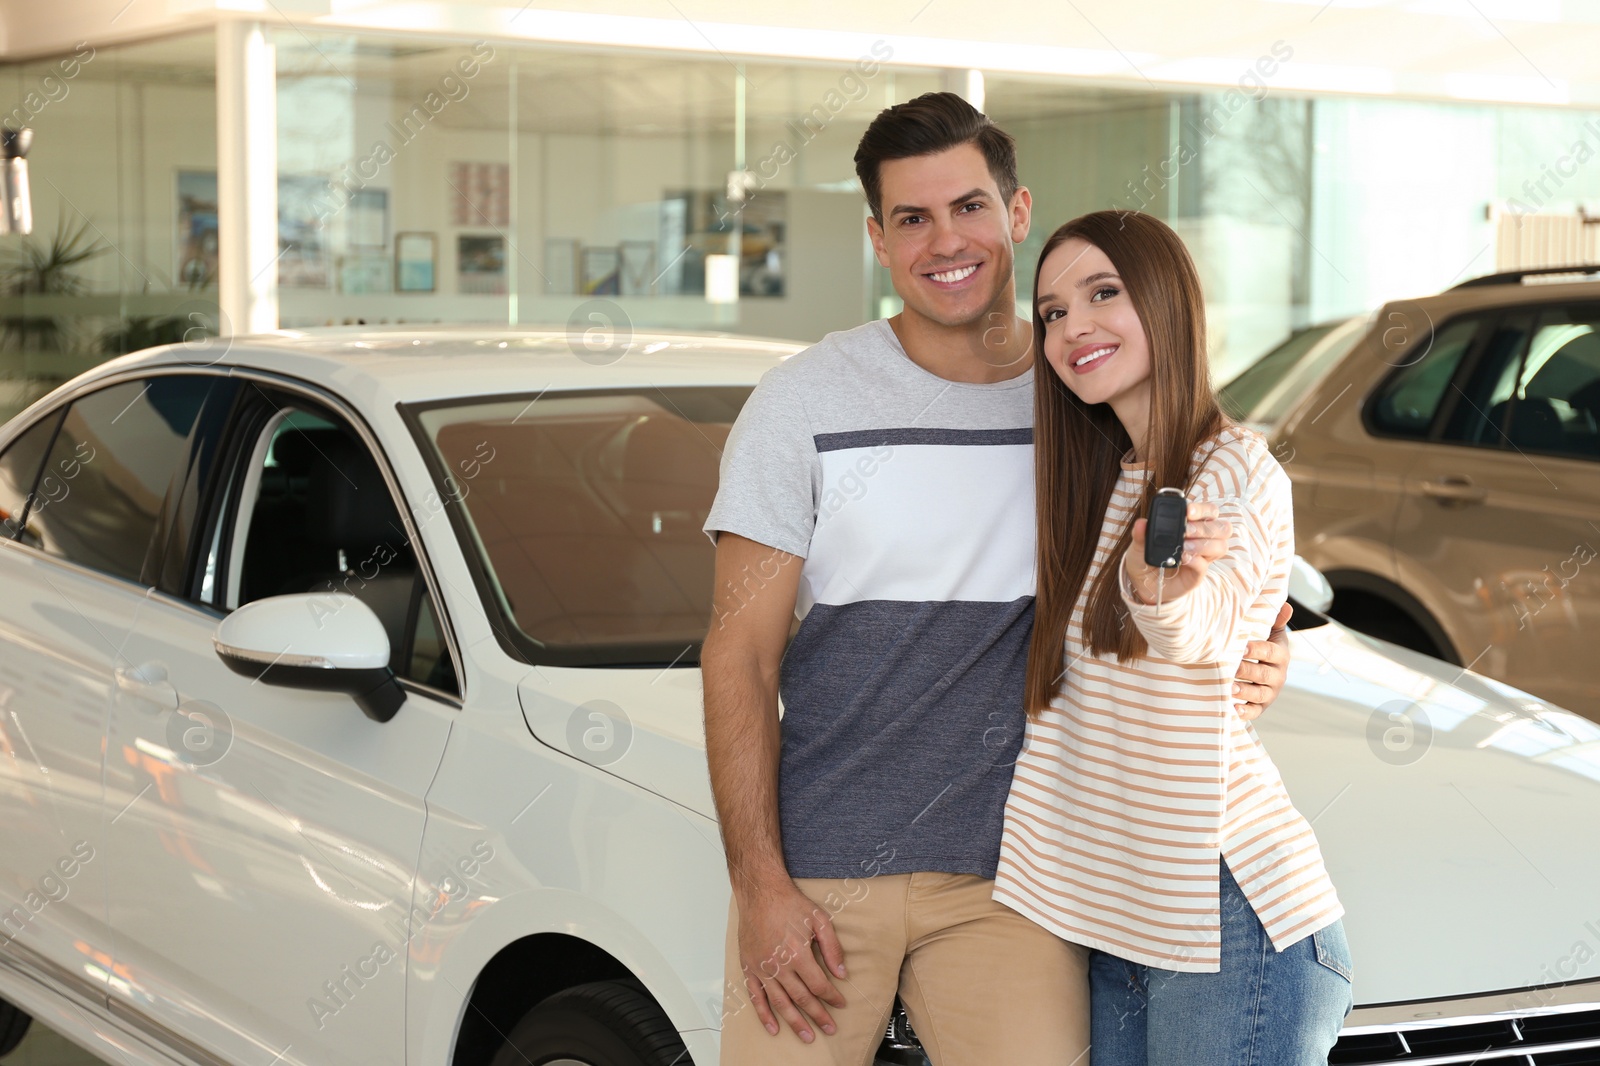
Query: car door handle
[[1417, 476, 1487, 504], [113, 661, 179, 712]]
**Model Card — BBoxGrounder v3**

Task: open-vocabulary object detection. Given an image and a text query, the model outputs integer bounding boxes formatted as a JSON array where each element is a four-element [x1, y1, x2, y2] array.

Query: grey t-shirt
[[704, 319, 1036, 880]]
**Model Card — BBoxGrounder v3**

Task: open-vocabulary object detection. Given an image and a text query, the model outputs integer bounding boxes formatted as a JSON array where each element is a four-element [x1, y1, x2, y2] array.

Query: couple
[[701, 91, 1354, 1066]]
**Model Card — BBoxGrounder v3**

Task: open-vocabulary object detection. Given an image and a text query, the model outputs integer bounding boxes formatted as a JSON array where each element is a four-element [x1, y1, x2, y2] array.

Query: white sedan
[[0, 325, 1597, 1066]]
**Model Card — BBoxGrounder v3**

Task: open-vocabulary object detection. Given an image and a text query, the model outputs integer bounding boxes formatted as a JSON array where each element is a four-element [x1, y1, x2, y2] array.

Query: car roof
[[1386, 276, 1600, 320], [80, 325, 806, 406]]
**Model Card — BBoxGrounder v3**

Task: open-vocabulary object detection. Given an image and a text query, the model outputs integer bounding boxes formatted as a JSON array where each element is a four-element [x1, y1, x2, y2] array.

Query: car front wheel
[[488, 980, 691, 1066]]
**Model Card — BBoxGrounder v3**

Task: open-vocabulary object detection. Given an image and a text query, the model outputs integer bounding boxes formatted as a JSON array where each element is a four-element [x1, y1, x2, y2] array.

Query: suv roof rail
[[1451, 265, 1600, 289]]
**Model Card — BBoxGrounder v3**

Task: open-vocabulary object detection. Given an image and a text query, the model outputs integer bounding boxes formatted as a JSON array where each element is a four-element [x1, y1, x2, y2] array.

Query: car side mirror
[[212, 593, 405, 723], [1288, 556, 1334, 614]]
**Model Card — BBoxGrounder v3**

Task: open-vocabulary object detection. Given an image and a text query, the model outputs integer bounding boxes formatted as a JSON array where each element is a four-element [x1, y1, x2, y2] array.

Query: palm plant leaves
[[2, 213, 108, 295]]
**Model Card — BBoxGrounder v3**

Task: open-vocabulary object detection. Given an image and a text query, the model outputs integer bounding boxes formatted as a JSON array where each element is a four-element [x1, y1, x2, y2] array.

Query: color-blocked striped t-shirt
[[703, 318, 1035, 880], [993, 426, 1343, 972]]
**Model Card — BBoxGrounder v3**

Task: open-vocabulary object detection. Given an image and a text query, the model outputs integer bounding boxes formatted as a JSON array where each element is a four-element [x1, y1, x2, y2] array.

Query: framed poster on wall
[[278, 175, 332, 289], [458, 234, 507, 295], [176, 170, 219, 290], [396, 232, 437, 292], [619, 241, 657, 295], [349, 188, 388, 251], [450, 162, 510, 227], [339, 254, 392, 295], [581, 246, 620, 296]]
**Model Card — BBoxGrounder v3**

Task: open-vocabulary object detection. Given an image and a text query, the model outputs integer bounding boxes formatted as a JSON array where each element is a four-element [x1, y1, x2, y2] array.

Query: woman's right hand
[[1123, 500, 1232, 605]]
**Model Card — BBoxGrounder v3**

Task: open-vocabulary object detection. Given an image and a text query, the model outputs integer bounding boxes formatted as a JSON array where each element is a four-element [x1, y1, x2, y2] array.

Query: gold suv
[[1225, 267, 1600, 721]]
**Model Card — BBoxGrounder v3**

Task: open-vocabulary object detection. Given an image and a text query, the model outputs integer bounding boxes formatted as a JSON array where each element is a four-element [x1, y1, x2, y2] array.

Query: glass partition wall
[[268, 35, 941, 342], [3, 26, 1600, 412], [0, 33, 219, 420]]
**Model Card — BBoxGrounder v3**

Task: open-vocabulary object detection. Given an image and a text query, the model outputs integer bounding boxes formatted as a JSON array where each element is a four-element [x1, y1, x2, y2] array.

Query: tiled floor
[[4, 1020, 111, 1066]]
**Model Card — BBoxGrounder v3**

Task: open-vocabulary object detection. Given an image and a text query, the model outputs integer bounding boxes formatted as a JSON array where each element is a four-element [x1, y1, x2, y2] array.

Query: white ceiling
[[6, 0, 1600, 108]]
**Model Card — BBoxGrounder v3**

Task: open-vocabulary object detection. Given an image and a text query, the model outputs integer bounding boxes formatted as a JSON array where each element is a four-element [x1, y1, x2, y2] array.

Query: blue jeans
[[1088, 860, 1353, 1066]]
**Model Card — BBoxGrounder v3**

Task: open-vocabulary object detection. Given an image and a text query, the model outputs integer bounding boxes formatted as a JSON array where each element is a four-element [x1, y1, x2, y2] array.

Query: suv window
[[28, 376, 217, 583], [1505, 306, 1600, 460], [218, 404, 459, 696], [1441, 312, 1535, 446], [0, 408, 64, 542], [1368, 317, 1482, 438]]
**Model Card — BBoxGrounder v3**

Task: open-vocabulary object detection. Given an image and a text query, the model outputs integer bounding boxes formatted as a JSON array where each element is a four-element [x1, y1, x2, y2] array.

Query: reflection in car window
[[413, 388, 747, 664], [1256, 320, 1365, 427], [230, 405, 458, 697], [1442, 312, 1534, 446], [0, 408, 63, 542], [28, 376, 215, 583], [1506, 307, 1600, 460], [409, 591, 458, 694], [1220, 322, 1339, 421], [1369, 318, 1480, 438]]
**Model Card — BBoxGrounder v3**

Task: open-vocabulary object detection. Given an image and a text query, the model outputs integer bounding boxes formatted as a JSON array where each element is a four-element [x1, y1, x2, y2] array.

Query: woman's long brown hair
[[1024, 210, 1229, 716]]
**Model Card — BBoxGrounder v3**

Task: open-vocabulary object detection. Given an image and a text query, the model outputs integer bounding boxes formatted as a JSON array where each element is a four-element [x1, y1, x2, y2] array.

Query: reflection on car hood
[[519, 619, 1600, 1007], [1257, 621, 1600, 1005]]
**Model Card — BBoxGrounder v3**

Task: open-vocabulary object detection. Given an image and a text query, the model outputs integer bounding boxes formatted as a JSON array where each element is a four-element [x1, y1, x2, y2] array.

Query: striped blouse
[[993, 426, 1343, 973]]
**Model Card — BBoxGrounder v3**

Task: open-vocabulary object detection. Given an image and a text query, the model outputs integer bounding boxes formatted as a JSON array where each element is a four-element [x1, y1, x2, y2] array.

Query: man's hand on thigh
[[738, 880, 849, 1044]]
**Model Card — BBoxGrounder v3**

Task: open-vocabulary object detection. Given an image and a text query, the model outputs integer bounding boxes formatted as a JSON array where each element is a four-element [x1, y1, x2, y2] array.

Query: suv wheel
[[0, 998, 31, 1058], [1330, 591, 1449, 661], [488, 980, 691, 1066]]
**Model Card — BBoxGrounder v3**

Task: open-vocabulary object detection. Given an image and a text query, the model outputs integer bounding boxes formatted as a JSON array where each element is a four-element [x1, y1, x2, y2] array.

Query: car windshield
[[408, 387, 753, 666], [1221, 320, 1360, 424]]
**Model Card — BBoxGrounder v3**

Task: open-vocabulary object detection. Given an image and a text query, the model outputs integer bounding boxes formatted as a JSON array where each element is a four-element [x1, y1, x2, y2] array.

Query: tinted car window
[[29, 376, 216, 583], [1369, 317, 1481, 438], [1506, 307, 1600, 459], [0, 408, 63, 542], [408, 590, 459, 695], [411, 387, 746, 665], [1442, 312, 1534, 446]]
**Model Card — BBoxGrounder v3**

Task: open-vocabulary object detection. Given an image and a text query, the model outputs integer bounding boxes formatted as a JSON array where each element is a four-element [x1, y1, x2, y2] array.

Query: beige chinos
[[720, 872, 1090, 1066]]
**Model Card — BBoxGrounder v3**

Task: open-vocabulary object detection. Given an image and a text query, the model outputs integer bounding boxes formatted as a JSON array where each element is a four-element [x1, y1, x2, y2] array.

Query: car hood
[[519, 620, 1600, 1006], [1256, 620, 1600, 1004]]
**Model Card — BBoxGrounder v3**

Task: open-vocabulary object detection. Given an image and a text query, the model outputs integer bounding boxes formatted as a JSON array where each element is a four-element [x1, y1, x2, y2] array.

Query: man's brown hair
[[853, 91, 1019, 223]]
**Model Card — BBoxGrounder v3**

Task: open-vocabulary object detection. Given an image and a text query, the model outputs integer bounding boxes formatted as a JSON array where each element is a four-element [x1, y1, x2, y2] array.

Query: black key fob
[[1144, 487, 1187, 569]]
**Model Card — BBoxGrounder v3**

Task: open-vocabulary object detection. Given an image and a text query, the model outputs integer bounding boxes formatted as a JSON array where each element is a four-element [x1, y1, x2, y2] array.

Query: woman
[[992, 210, 1353, 1065]]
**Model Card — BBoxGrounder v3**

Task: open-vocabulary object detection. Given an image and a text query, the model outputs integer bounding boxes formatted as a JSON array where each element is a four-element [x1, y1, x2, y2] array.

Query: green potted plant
[[0, 214, 107, 353]]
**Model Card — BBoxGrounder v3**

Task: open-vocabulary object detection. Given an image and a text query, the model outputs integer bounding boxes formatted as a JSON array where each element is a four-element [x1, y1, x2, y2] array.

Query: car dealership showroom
[[1, 1, 1599, 1064]]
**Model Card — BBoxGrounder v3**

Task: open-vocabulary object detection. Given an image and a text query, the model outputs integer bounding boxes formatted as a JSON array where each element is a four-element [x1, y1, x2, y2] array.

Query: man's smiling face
[[867, 142, 1030, 330]]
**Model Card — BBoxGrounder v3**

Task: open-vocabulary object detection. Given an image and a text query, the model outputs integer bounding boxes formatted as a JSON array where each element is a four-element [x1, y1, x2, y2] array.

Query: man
[[701, 92, 1292, 1065]]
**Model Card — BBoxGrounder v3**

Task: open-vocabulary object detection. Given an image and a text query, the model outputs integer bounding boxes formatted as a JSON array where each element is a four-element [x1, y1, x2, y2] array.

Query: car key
[[1144, 487, 1187, 569]]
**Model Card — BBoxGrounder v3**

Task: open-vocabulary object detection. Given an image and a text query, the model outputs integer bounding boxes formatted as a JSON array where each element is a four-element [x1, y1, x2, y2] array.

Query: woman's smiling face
[[1035, 237, 1152, 410]]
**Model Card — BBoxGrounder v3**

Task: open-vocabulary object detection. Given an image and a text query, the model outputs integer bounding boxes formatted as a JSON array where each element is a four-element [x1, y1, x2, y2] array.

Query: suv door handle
[[1418, 476, 1488, 504], [113, 661, 179, 712]]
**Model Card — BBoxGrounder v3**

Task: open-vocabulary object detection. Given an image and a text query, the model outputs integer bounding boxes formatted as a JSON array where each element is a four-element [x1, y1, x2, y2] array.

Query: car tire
[[0, 998, 31, 1058], [488, 980, 691, 1066], [1330, 592, 1449, 662]]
